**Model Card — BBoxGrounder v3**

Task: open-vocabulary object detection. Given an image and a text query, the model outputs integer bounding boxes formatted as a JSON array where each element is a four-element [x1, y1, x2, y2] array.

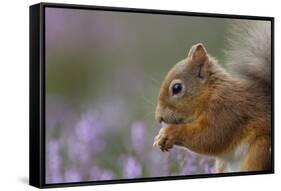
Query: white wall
[[0, 0, 279, 190]]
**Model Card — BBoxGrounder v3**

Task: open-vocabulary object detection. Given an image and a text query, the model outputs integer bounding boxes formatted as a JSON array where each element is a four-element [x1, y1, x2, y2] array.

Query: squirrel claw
[[153, 141, 158, 148], [153, 127, 176, 151]]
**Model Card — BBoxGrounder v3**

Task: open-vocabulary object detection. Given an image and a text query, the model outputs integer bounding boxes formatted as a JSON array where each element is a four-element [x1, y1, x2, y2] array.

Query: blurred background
[[45, 7, 237, 184]]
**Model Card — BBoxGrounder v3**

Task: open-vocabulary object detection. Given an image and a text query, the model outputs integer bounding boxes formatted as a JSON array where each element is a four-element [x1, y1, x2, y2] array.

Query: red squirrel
[[153, 22, 271, 173]]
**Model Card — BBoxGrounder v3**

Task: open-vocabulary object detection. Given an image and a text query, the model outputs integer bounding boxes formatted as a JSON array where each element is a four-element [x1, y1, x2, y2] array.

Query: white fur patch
[[161, 121, 168, 128], [219, 143, 249, 172]]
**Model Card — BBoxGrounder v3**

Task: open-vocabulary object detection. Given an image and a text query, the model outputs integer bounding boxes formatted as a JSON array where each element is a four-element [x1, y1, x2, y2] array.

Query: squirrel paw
[[153, 127, 177, 152]]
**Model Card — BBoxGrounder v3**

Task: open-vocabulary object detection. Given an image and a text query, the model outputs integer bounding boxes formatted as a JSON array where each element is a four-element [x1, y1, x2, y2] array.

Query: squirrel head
[[156, 43, 212, 125]]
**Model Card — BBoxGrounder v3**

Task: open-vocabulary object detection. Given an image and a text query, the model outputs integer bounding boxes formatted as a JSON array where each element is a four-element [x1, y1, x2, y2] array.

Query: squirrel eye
[[172, 83, 182, 95]]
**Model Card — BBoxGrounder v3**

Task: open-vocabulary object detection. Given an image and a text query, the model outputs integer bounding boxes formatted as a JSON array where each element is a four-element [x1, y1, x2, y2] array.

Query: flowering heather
[[131, 121, 147, 156], [122, 156, 142, 179], [46, 96, 215, 183]]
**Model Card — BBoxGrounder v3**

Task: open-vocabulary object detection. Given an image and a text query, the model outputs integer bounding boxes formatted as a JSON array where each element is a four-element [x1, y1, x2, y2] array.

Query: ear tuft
[[188, 43, 208, 63]]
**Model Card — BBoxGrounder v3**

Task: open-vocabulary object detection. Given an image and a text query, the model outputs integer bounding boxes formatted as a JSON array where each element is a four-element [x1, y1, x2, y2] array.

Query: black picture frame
[[29, 2, 274, 188]]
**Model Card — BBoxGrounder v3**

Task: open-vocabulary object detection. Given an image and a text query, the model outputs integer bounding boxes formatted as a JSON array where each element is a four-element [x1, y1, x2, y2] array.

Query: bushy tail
[[224, 21, 271, 89]]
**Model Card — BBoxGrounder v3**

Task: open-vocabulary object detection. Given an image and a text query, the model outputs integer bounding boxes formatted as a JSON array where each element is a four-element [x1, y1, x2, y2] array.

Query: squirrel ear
[[187, 43, 208, 64]]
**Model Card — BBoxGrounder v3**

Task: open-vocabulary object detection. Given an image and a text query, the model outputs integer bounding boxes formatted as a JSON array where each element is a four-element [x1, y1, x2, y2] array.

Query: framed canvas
[[29, 2, 274, 188]]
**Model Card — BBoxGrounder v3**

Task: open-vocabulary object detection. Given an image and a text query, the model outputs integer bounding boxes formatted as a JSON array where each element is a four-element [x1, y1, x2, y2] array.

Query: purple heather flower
[[122, 156, 142, 179], [205, 163, 215, 174], [148, 150, 169, 177], [100, 170, 115, 180], [46, 140, 62, 183], [67, 140, 91, 164], [45, 95, 216, 183], [131, 121, 147, 155], [75, 110, 98, 143], [179, 150, 215, 175], [181, 163, 196, 175], [64, 169, 81, 183], [74, 110, 106, 153], [90, 166, 115, 181]]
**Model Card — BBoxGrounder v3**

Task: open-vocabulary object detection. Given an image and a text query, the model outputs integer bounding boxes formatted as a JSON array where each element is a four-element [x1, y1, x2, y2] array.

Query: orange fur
[[153, 43, 271, 173]]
